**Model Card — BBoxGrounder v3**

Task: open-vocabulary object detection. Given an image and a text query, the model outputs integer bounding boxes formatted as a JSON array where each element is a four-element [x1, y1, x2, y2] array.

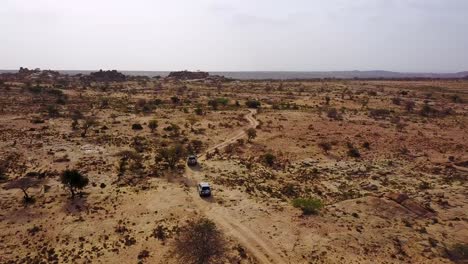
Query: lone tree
[[81, 117, 98, 137], [60, 169, 89, 198], [246, 128, 257, 142], [4, 176, 43, 203], [174, 218, 227, 264], [148, 119, 158, 133]]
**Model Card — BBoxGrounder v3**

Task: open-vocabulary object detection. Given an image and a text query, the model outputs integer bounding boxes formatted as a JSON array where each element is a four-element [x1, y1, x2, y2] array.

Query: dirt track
[[186, 109, 287, 264], [203, 109, 259, 158]]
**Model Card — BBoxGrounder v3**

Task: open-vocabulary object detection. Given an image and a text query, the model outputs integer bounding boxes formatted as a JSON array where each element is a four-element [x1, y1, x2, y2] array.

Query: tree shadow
[[62, 193, 89, 215]]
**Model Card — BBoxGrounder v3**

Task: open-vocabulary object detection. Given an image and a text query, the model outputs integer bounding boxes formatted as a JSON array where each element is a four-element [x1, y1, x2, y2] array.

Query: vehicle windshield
[[201, 187, 210, 191]]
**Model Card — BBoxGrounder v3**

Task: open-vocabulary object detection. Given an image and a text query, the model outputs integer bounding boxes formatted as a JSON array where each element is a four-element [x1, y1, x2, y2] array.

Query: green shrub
[[369, 108, 390, 119], [208, 97, 229, 107], [292, 198, 323, 215]]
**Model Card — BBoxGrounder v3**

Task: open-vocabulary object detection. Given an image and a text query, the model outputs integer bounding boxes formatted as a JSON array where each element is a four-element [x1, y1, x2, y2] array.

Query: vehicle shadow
[[187, 164, 203, 172], [200, 195, 216, 204]]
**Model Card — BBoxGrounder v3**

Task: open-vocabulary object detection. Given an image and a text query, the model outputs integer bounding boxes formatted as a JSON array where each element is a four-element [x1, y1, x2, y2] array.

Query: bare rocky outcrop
[[168, 70, 209, 80]]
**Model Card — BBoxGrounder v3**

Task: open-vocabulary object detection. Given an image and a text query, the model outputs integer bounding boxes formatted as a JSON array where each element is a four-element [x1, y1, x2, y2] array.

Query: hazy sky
[[1, 0, 467, 72]]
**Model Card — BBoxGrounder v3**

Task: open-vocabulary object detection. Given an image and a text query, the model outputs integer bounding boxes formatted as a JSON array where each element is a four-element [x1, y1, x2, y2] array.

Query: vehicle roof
[[199, 182, 210, 187], [188, 155, 197, 158]]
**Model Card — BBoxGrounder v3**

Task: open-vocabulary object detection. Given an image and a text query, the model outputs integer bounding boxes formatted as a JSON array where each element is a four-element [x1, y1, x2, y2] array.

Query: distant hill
[[1, 69, 467, 80]]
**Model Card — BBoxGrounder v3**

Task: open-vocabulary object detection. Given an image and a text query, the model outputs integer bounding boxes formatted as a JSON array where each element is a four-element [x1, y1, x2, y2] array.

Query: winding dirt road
[[186, 109, 287, 264], [203, 109, 259, 157]]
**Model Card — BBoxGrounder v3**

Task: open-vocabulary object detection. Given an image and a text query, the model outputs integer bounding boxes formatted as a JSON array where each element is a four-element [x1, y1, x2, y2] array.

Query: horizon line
[[1, 69, 467, 74]]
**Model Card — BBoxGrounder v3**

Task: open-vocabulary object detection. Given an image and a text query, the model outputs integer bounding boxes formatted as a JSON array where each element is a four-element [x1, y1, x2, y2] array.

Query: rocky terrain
[[0, 69, 467, 263]]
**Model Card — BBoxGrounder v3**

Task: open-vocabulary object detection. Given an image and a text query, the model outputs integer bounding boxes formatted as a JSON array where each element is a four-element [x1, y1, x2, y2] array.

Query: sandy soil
[[0, 75, 467, 263]]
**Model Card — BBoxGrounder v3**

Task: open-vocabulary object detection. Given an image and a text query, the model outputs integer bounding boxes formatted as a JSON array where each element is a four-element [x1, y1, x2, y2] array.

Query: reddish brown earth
[[0, 74, 467, 263]]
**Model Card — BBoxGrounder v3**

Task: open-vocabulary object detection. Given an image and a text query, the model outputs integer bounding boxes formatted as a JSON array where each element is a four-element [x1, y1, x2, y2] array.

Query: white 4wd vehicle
[[197, 182, 211, 197]]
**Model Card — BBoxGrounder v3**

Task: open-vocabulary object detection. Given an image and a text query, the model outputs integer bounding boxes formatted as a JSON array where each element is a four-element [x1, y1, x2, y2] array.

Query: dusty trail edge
[[186, 109, 288, 264]]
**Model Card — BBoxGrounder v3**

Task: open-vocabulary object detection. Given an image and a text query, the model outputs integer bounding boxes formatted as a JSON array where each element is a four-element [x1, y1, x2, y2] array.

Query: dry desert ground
[[0, 70, 467, 264]]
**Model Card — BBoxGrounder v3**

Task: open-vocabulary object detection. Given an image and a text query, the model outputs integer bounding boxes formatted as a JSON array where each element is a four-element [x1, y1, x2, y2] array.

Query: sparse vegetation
[[1, 68, 467, 263]]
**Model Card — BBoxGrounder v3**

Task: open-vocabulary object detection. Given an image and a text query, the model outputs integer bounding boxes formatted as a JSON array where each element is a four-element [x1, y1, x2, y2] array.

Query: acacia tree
[[246, 128, 257, 142], [60, 169, 89, 198], [81, 117, 98, 137], [174, 218, 227, 264], [4, 177, 43, 202]]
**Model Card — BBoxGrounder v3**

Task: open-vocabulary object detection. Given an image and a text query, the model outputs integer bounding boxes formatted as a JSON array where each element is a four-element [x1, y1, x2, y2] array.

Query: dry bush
[[391, 97, 402, 105], [369, 108, 391, 119], [116, 150, 145, 180], [420, 104, 438, 117], [405, 100, 416, 112], [318, 142, 332, 153], [346, 142, 361, 158], [326, 108, 342, 120], [0, 153, 21, 181], [263, 153, 276, 166]]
